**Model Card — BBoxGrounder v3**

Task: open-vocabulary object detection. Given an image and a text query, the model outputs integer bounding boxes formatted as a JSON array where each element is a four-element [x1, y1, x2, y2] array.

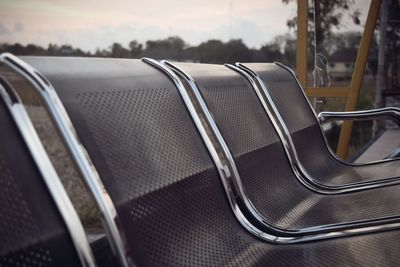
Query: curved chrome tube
[[225, 64, 348, 193], [318, 107, 400, 124], [0, 53, 132, 267], [141, 57, 276, 242], [143, 58, 400, 243], [0, 78, 96, 267], [233, 62, 400, 192]]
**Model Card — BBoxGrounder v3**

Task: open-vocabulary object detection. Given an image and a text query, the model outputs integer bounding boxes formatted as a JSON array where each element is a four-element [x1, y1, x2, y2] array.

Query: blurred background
[[0, 0, 371, 65]]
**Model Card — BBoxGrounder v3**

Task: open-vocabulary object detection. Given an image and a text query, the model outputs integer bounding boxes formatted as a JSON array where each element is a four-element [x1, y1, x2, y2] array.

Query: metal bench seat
[[0, 77, 95, 266], [2, 54, 400, 266], [235, 63, 400, 192], [164, 61, 400, 230]]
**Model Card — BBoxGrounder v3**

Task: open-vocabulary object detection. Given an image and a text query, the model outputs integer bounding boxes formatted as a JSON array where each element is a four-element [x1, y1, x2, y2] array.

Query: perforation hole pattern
[[0, 155, 53, 267], [198, 82, 280, 157], [76, 87, 213, 200]]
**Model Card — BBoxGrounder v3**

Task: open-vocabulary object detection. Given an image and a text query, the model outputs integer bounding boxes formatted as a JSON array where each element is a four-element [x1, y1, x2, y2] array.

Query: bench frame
[[0, 76, 96, 267]]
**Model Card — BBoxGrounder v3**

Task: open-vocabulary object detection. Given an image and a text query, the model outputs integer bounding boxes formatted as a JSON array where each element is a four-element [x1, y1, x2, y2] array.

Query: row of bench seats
[[1, 53, 400, 267]]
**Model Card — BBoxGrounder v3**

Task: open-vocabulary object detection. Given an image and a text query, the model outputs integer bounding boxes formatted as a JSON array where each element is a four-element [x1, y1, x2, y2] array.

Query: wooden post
[[336, 0, 382, 159]]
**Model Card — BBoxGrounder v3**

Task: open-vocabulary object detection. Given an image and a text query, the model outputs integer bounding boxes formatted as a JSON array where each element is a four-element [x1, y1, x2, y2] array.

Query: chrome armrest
[[385, 145, 400, 159], [318, 107, 400, 125]]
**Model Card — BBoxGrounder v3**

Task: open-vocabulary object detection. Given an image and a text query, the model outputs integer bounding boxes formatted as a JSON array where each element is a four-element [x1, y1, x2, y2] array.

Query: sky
[[0, 0, 370, 52]]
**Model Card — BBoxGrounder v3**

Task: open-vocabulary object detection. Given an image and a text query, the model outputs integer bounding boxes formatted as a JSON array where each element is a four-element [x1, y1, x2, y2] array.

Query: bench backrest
[[0, 78, 93, 267]]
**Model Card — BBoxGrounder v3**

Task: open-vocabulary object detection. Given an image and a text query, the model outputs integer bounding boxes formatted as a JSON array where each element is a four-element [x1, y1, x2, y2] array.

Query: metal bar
[[336, 0, 382, 159], [318, 107, 400, 124], [0, 78, 96, 267], [386, 145, 400, 159], [141, 58, 277, 243], [296, 0, 308, 88], [0, 53, 132, 267]]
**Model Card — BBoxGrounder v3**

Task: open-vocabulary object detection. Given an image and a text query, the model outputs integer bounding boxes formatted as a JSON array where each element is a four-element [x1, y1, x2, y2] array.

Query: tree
[[110, 42, 130, 58], [197, 39, 226, 63], [128, 40, 143, 58], [143, 36, 186, 60], [224, 39, 252, 63], [283, 0, 361, 86], [258, 43, 283, 62], [197, 39, 251, 63], [283, 0, 360, 52]]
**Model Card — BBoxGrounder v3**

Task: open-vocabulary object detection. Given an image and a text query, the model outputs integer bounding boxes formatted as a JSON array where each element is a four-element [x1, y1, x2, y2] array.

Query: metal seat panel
[[16, 57, 400, 266], [243, 62, 400, 186], [171, 62, 400, 229], [0, 93, 83, 267]]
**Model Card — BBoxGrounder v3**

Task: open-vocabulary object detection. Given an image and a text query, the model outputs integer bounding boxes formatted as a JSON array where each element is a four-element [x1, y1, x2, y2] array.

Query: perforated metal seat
[[238, 63, 400, 188], [6, 56, 400, 266], [0, 78, 95, 267], [168, 62, 400, 230]]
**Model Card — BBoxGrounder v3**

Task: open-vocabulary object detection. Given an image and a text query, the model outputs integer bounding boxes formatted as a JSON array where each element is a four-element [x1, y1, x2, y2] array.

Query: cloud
[[0, 0, 295, 51], [0, 21, 24, 38], [64, 20, 276, 51], [0, 22, 8, 35], [0, 0, 367, 52], [0, 18, 290, 52], [13, 22, 24, 33]]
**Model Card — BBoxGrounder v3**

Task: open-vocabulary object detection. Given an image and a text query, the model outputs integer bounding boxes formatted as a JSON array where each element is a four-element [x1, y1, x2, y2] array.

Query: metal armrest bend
[[233, 62, 400, 192], [319, 108, 400, 160], [318, 107, 400, 124], [273, 62, 400, 166]]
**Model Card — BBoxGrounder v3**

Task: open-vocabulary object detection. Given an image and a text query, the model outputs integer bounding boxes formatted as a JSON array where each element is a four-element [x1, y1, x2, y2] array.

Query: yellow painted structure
[[296, 0, 382, 159]]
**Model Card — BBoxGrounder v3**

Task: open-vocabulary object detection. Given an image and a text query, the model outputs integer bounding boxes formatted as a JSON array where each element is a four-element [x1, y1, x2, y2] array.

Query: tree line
[[0, 36, 298, 66], [0, 31, 368, 69]]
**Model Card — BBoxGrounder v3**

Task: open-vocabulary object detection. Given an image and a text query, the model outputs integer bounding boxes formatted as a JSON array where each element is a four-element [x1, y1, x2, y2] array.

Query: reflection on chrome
[[0, 52, 131, 267], [318, 107, 400, 124], [0, 79, 96, 267]]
